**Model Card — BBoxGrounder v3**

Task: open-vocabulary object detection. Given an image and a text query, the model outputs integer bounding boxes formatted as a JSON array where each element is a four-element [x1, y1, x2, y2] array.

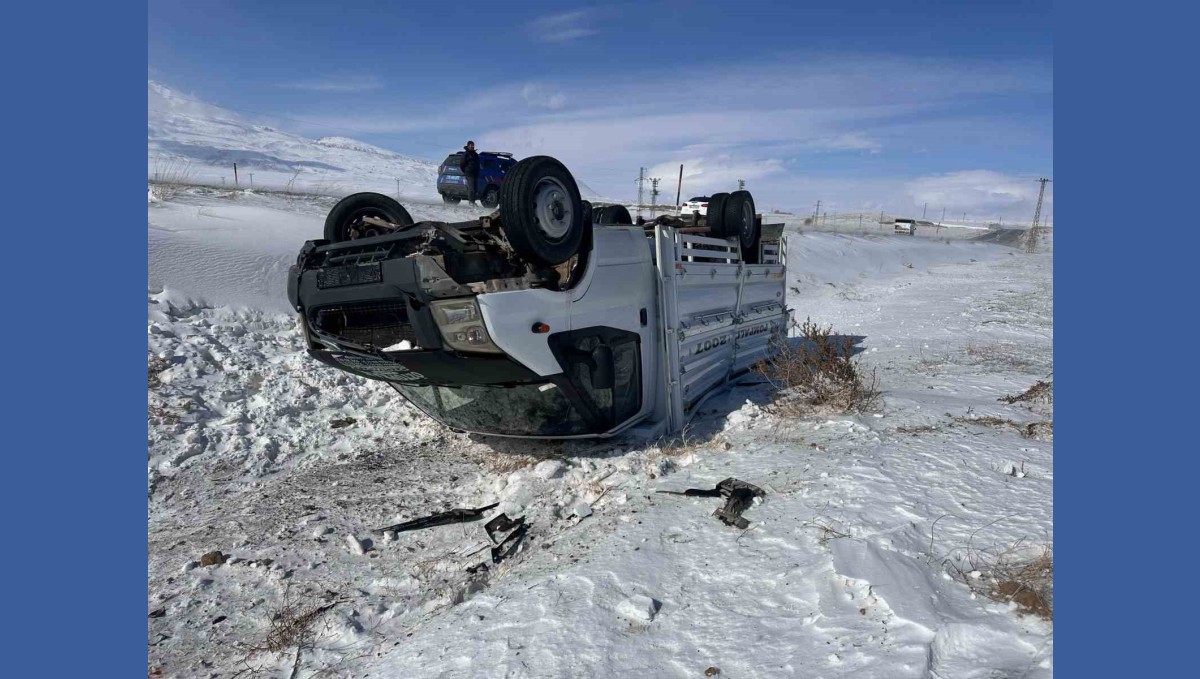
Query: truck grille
[[310, 302, 418, 348], [319, 243, 397, 267]]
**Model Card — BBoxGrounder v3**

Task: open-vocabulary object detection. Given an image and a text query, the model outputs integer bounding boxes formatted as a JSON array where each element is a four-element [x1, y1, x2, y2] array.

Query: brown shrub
[[1000, 380, 1054, 405], [756, 318, 880, 415]]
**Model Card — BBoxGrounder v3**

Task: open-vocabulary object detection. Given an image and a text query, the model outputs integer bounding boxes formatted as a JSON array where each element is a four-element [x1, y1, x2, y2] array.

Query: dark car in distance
[[437, 151, 516, 207]]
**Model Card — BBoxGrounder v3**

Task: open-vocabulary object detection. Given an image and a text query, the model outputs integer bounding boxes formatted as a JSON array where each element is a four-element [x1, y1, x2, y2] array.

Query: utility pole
[[233, 163, 239, 188], [813, 200, 821, 224], [1025, 177, 1052, 253], [650, 177, 661, 211], [635, 167, 646, 218], [249, 173, 254, 189], [738, 179, 745, 191], [675, 164, 683, 209], [940, 207, 946, 224], [922, 202, 927, 219]]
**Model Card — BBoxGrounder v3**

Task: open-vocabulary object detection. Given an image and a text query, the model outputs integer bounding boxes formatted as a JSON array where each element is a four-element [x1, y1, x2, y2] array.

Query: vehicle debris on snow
[[657, 477, 766, 529], [373, 502, 500, 534]]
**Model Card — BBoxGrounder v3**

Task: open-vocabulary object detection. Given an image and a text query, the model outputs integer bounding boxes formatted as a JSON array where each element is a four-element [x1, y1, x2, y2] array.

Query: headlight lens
[[430, 298, 503, 354]]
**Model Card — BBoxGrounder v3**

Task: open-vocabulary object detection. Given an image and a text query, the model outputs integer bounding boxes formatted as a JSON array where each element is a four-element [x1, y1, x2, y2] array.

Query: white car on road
[[680, 196, 711, 217]]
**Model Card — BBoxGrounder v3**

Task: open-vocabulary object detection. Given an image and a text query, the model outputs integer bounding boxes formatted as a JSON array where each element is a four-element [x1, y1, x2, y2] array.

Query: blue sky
[[148, 0, 1052, 219]]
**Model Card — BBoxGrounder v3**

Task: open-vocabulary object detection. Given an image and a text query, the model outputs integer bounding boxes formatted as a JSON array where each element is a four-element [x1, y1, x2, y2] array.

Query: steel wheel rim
[[346, 208, 393, 240], [533, 178, 572, 241]]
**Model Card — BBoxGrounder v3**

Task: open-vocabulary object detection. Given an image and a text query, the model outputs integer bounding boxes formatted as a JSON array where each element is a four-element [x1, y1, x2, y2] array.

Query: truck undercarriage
[[287, 155, 788, 439]]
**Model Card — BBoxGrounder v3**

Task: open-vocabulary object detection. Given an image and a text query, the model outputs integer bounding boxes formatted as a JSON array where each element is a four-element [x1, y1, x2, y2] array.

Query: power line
[[1025, 177, 1052, 253], [635, 167, 646, 217]]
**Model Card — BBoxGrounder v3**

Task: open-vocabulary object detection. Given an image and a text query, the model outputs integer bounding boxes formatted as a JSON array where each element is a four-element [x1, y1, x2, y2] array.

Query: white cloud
[[526, 10, 600, 43], [646, 156, 786, 199], [276, 75, 383, 93], [811, 132, 882, 153], [521, 83, 567, 110], [905, 170, 1050, 219], [273, 54, 1048, 211]]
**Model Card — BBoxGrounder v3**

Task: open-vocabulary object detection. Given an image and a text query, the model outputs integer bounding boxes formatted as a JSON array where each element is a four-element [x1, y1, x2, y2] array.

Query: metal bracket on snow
[[657, 478, 766, 530]]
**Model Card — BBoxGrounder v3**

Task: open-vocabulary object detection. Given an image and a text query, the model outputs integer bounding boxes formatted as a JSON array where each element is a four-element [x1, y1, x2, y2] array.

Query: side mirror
[[590, 345, 615, 389]]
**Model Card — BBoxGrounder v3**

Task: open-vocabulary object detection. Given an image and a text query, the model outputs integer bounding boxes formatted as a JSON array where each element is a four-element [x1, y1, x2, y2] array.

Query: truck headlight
[[430, 298, 503, 354]]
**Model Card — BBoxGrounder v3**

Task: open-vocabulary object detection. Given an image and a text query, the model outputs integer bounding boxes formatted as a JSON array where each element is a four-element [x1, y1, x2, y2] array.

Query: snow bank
[[147, 288, 441, 478]]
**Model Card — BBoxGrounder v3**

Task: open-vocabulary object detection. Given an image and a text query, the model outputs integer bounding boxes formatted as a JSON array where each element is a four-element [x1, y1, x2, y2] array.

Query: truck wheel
[[707, 192, 730, 236], [581, 201, 593, 230], [723, 190, 760, 260], [442, 194, 460, 205], [324, 192, 415, 242], [598, 205, 632, 225], [481, 186, 500, 208], [499, 156, 587, 266]]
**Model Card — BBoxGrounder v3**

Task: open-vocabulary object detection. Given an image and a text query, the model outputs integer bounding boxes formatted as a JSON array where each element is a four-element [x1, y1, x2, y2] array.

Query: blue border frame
[[7, 1, 145, 675], [8, 0, 1192, 673], [1056, 1, 1194, 675]]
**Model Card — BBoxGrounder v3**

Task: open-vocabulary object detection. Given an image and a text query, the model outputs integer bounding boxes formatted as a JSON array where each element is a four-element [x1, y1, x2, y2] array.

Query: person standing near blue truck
[[459, 140, 480, 206]]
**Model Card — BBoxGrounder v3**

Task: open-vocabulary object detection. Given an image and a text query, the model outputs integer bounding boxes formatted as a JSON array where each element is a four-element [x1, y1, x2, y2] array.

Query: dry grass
[[963, 341, 1036, 371], [148, 356, 170, 389], [803, 517, 853, 545], [148, 403, 181, 426], [895, 423, 942, 435], [956, 545, 1054, 621], [950, 412, 1053, 441], [238, 586, 347, 679], [1000, 379, 1054, 405], [150, 157, 195, 201], [756, 318, 880, 416], [472, 452, 539, 475]]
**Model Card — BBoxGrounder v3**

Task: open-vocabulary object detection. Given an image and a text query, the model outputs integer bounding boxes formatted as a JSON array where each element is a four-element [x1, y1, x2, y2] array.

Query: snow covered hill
[[148, 80, 610, 202], [148, 80, 440, 198]]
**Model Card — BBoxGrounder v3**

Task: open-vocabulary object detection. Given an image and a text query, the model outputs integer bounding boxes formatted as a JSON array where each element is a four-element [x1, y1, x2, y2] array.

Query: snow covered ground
[[148, 188, 1052, 677], [148, 81, 1052, 677]]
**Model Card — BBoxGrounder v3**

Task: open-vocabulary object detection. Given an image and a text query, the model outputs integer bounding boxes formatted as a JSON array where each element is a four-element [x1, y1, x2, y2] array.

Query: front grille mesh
[[311, 302, 417, 348]]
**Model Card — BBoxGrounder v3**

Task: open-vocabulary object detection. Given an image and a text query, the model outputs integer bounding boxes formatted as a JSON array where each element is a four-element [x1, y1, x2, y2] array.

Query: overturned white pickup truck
[[287, 156, 789, 439]]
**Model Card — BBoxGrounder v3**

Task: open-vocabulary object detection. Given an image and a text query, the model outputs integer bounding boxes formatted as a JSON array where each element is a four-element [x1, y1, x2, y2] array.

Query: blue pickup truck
[[437, 151, 516, 207]]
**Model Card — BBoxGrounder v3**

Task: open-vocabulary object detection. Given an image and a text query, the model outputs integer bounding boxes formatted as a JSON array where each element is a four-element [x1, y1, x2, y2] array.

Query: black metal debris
[[373, 502, 500, 535], [658, 477, 766, 530]]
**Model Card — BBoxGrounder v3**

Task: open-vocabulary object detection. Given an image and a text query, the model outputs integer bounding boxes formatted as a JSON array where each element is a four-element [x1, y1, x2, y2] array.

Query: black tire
[[706, 192, 730, 236], [324, 193, 415, 242], [581, 201, 593, 230], [480, 186, 500, 209], [498, 156, 587, 266], [724, 190, 760, 260], [598, 205, 633, 225], [441, 194, 460, 205]]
